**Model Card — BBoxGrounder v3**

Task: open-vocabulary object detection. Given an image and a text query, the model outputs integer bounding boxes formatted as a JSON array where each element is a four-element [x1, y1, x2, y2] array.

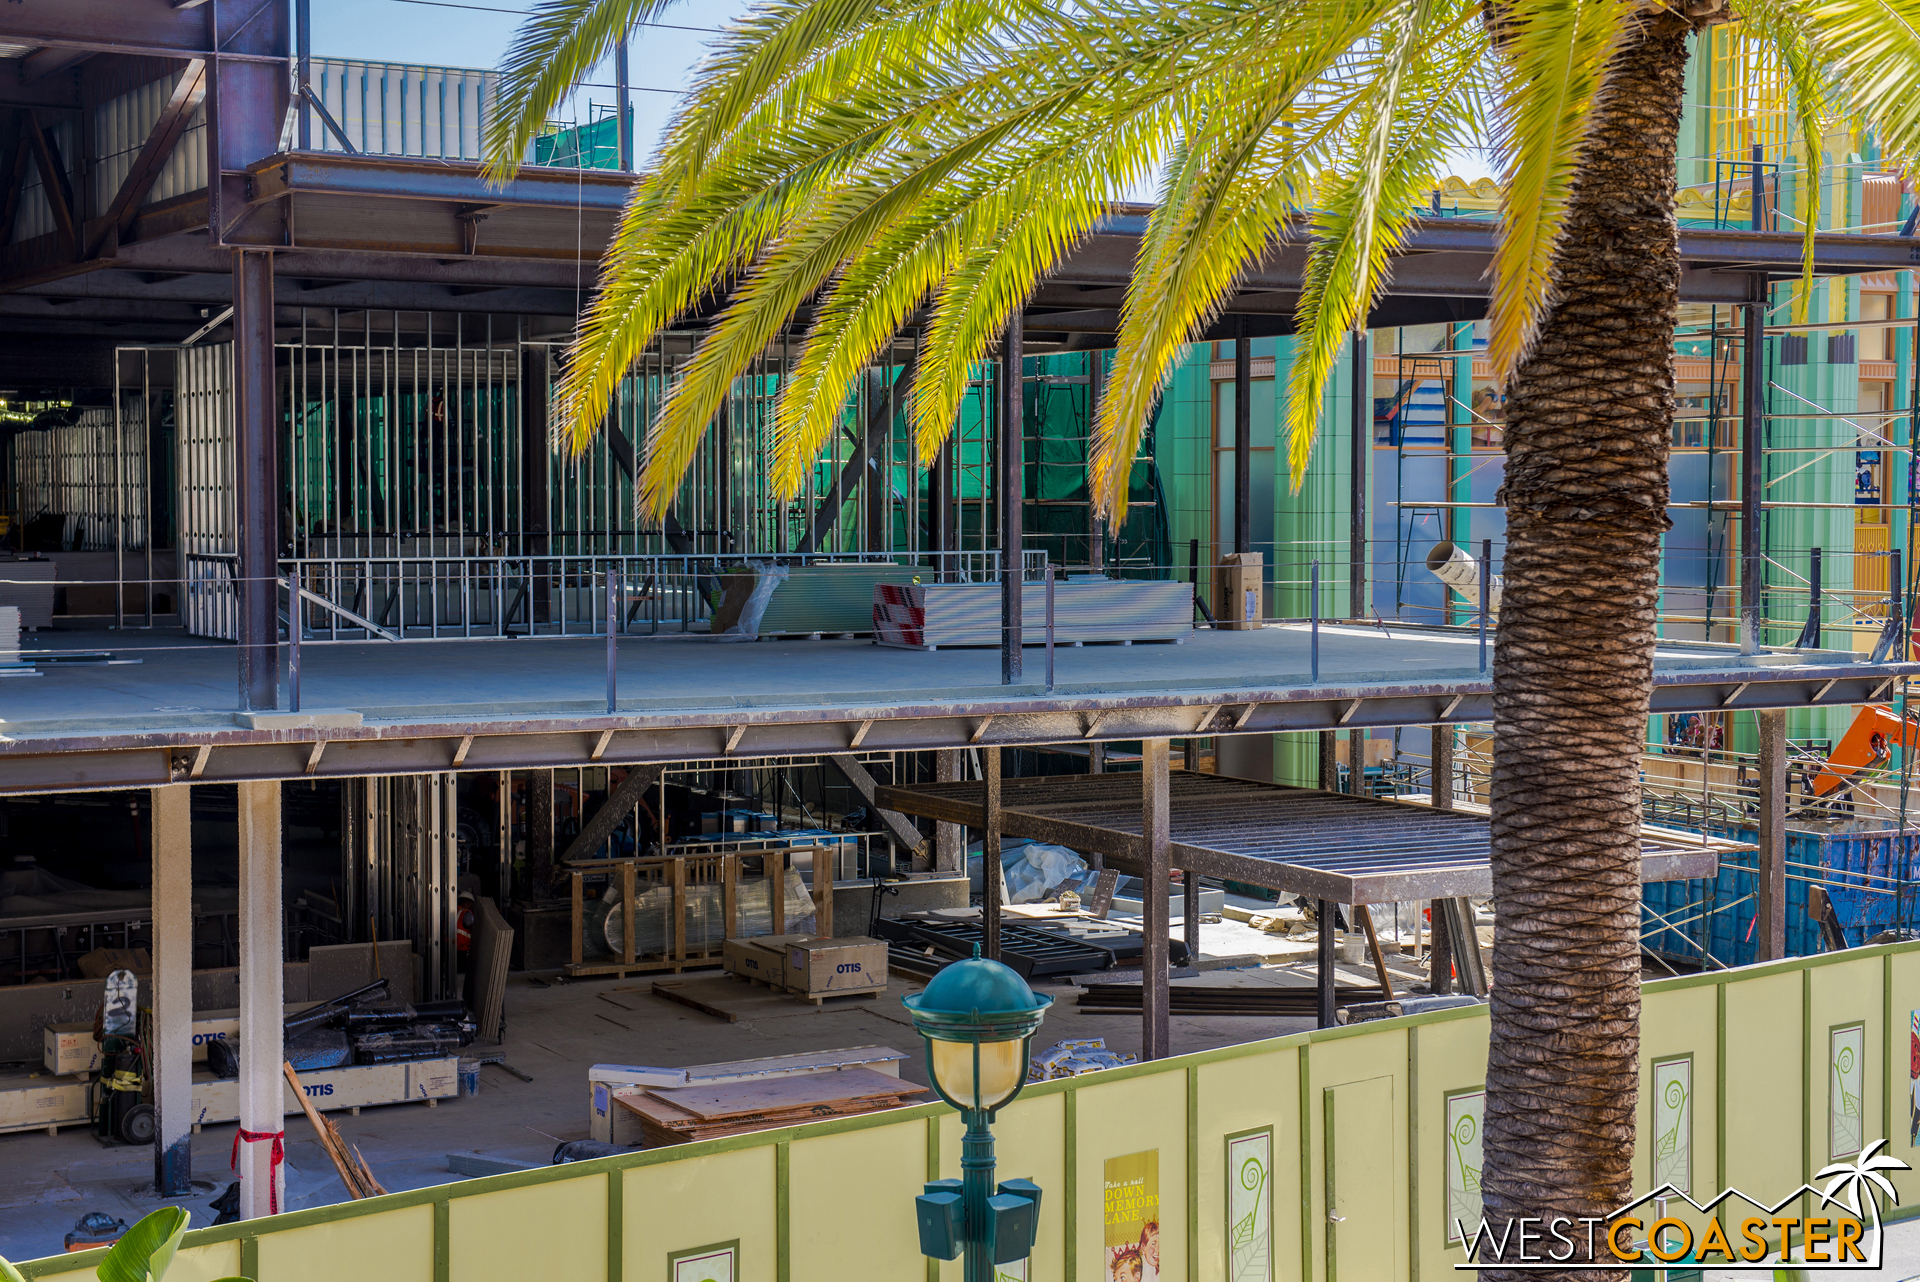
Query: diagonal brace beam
[[559, 764, 664, 865], [797, 355, 917, 554], [93, 60, 206, 257], [824, 754, 926, 858]]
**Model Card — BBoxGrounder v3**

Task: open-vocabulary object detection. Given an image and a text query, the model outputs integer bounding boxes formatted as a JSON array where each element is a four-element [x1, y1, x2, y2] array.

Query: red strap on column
[[231, 1127, 287, 1215]]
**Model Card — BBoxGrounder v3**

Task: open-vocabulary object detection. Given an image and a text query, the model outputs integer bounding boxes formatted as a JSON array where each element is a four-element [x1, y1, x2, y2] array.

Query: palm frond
[[1484, 0, 1634, 382], [483, 0, 688, 183], [1282, 0, 1483, 485]]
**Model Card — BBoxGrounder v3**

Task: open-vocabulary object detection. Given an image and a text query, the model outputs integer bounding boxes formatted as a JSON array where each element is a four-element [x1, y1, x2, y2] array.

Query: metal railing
[[282, 549, 1042, 642]]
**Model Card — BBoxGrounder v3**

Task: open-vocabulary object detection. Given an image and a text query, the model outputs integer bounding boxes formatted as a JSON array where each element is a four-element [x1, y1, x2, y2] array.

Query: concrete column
[[236, 780, 284, 1219], [1345, 728, 1366, 794], [1141, 739, 1171, 1060], [982, 747, 1003, 960], [233, 249, 278, 711], [1756, 709, 1788, 960], [1430, 724, 1454, 810], [150, 785, 193, 1195], [1088, 742, 1106, 774], [1317, 730, 1337, 792], [934, 751, 963, 873]]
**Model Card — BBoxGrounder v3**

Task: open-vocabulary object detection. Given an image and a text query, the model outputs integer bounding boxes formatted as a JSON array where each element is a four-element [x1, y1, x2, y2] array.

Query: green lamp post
[[904, 949, 1054, 1282]]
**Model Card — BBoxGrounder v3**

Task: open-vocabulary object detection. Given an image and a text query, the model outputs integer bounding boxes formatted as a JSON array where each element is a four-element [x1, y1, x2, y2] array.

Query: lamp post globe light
[[904, 948, 1053, 1282]]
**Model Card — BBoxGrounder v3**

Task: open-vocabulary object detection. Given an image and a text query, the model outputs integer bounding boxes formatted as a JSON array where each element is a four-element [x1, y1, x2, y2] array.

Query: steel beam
[[1, 663, 1911, 796], [0, 0, 210, 59]]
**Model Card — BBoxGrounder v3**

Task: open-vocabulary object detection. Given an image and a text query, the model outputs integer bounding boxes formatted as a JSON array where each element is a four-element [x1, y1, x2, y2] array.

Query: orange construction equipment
[[1811, 704, 1920, 796]]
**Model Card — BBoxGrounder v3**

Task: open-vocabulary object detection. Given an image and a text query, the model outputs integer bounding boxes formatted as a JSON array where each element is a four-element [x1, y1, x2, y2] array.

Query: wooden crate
[[782, 937, 887, 1004], [723, 935, 810, 989]]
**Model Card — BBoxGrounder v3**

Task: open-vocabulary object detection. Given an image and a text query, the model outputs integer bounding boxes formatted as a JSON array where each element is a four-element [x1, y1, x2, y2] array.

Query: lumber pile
[[613, 1064, 927, 1146]]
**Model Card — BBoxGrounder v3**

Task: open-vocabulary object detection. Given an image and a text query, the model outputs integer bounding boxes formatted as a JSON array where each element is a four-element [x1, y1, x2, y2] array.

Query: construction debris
[[1074, 983, 1385, 1017], [284, 1061, 387, 1199], [613, 1065, 926, 1145]]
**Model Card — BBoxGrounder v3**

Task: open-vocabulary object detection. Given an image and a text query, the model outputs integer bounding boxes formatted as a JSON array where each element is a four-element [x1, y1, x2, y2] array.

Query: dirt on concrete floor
[[0, 941, 1423, 1265]]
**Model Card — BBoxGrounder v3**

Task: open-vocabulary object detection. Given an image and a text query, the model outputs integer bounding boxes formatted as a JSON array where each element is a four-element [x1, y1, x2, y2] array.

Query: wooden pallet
[[563, 954, 723, 979]]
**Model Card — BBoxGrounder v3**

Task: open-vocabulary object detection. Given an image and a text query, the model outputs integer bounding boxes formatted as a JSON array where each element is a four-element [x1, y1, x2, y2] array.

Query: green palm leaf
[[97, 1207, 189, 1282]]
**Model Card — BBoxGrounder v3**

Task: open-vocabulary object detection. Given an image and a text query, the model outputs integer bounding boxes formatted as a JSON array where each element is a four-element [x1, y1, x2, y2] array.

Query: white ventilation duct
[[1426, 541, 1502, 618]]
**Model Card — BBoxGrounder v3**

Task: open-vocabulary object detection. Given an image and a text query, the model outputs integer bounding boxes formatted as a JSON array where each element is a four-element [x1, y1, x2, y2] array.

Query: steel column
[[983, 747, 1003, 960], [236, 780, 283, 1220], [1000, 314, 1023, 683], [1756, 708, 1787, 959], [150, 785, 192, 1196], [932, 438, 955, 577], [1429, 724, 1454, 810], [1427, 900, 1453, 994], [1233, 323, 1251, 555], [1350, 329, 1370, 618], [1141, 738, 1171, 1059], [1316, 899, 1336, 1027], [1741, 277, 1766, 653], [233, 249, 278, 710], [527, 769, 554, 897], [614, 32, 632, 170]]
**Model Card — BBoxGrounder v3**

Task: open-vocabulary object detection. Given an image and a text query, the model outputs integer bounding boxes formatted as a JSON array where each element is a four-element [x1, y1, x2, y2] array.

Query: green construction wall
[[27, 943, 1920, 1282]]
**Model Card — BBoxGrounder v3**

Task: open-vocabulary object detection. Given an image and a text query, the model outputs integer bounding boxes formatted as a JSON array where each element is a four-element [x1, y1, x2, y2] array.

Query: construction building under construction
[[0, 0, 1917, 1255]]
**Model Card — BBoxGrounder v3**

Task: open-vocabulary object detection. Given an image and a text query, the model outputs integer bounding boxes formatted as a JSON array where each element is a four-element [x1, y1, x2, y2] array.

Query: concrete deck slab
[[2, 622, 1909, 793]]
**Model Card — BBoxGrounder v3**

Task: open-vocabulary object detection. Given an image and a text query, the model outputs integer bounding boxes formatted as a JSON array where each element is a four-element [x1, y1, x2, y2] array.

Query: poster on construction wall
[[1910, 1010, 1920, 1147], [1104, 1149, 1161, 1282]]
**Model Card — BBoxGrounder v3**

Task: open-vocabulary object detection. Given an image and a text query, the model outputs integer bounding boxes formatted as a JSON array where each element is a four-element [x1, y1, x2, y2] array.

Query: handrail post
[[1044, 562, 1055, 693], [1478, 539, 1491, 675], [1310, 560, 1320, 684], [286, 572, 300, 713]]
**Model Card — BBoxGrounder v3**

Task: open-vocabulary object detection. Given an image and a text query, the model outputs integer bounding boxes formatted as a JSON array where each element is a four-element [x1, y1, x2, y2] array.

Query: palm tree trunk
[[1479, 12, 1692, 1278]]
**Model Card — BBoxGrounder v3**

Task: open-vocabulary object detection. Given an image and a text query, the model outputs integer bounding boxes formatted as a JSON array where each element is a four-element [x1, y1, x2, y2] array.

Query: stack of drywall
[[587, 1045, 908, 1144], [0, 605, 23, 674], [614, 1065, 926, 1145], [0, 560, 55, 629], [755, 563, 917, 635], [874, 579, 1192, 648]]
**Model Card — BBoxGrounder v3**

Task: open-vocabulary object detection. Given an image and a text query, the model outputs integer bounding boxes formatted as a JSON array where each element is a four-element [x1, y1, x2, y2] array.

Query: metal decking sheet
[[873, 773, 1742, 905]]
